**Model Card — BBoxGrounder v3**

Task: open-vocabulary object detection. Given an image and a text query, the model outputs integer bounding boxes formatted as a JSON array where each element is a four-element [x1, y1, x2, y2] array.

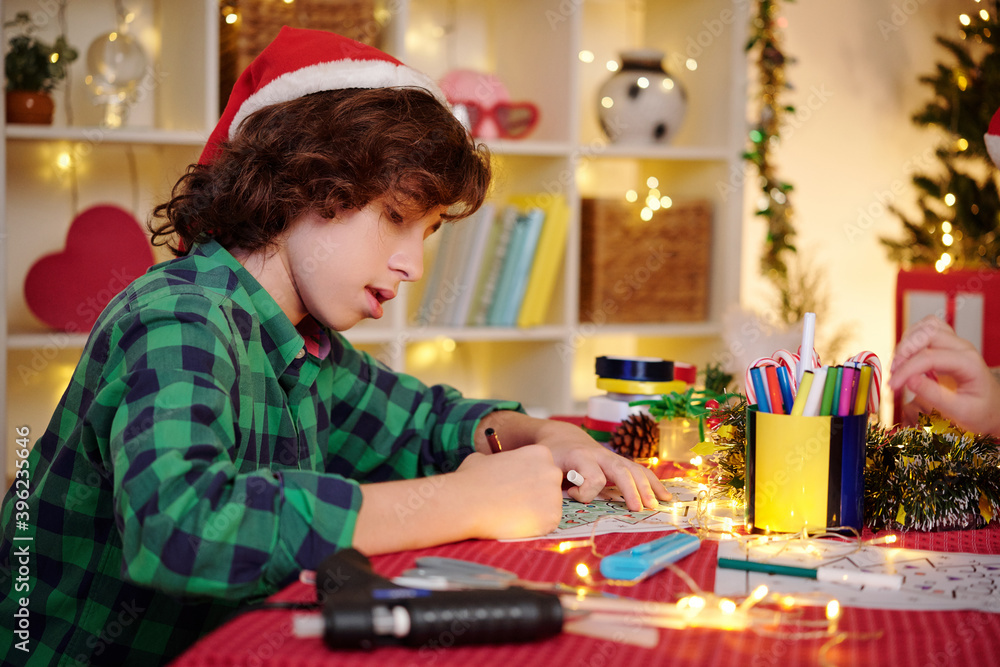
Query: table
[[171, 523, 1000, 667]]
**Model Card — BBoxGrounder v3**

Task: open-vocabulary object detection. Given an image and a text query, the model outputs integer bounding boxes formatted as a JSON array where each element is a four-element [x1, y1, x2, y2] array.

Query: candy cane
[[848, 351, 882, 414], [745, 356, 779, 404], [770, 349, 801, 394]]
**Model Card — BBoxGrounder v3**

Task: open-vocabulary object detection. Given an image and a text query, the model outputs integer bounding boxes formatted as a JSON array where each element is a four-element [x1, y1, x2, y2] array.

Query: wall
[[739, 0, 974, 422]]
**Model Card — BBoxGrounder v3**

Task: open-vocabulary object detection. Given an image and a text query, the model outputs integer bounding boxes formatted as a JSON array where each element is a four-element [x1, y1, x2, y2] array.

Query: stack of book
[[415, 194, 569, 328]]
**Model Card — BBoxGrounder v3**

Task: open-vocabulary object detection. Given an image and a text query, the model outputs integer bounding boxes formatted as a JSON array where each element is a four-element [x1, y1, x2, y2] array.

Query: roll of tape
[[595, 355, 674, 382], [587, 394, 649, 422], [673, 362, 697, 385], [584, 427, 613, 442], [596, 377, 689, 395], [583, 415, 621, 433]]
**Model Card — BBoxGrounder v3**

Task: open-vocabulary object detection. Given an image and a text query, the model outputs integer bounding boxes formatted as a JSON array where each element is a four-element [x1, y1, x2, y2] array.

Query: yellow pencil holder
[[745, 406, 867, 534]]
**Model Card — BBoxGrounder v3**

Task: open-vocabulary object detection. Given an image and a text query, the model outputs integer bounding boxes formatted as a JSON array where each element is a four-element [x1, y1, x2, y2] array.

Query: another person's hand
[[888, 315, 1000, 436]]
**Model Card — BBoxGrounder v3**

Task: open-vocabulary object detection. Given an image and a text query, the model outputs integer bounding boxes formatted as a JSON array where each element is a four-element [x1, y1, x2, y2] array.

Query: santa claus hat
[[200, 27, 449, 164], [987, 105, 1000, 169]]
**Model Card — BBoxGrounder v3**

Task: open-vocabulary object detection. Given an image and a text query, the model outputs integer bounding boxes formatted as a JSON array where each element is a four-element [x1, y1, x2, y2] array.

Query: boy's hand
[[454, 446, 564, 539], [477, 411, 671, 512]]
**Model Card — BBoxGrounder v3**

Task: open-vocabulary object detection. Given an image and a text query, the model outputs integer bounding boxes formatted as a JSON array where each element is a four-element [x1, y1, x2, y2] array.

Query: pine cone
[[611, 413, 659, 459]]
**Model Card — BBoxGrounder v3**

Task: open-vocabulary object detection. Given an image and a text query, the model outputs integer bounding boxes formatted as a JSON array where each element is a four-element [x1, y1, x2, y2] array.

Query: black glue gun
[[308, 548, 563, 651]]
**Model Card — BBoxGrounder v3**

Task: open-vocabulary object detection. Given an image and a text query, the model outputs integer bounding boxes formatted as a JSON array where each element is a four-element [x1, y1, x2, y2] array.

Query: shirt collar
[[189, 239, 310, 370]]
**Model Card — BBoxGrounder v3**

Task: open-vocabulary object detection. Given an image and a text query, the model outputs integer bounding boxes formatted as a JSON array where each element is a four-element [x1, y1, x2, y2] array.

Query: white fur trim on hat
[[228, 59, 448, 140]]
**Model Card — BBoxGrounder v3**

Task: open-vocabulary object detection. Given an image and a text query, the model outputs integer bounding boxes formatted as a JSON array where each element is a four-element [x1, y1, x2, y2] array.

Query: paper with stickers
[[511, 476, 742, 541]]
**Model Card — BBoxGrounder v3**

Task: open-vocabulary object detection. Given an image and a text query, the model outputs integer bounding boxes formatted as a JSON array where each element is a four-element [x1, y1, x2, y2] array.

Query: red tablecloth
[[171, 525, 1000, 667]]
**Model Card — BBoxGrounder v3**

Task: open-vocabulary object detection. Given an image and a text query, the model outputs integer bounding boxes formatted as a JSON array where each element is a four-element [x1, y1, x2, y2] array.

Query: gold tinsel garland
[[701, 397, 1000, 532]]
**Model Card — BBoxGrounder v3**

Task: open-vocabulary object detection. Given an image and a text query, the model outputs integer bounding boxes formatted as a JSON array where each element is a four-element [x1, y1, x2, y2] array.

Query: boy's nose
[[390, 244, 424, 282]]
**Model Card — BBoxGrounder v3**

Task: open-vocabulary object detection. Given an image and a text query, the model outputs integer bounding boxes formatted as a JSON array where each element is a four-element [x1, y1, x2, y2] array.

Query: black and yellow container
[[745, 407, 867, 534]]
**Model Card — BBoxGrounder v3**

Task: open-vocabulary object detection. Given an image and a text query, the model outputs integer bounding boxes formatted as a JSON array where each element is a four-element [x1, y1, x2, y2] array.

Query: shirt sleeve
[[323, 335, 523, 482], [101, 295, 360, 601]]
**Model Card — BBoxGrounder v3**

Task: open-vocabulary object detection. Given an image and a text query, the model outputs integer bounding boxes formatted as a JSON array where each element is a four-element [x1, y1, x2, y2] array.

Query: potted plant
[[4, 11, 77, 124]]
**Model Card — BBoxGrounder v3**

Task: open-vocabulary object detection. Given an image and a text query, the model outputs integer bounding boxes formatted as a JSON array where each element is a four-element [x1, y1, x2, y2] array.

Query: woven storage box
[[579, 198, 712, 324], [221, 1, 378, 108]]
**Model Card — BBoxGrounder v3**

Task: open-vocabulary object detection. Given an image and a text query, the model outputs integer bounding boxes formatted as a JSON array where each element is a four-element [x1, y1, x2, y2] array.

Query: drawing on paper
[[715, 537, 1000, 612]]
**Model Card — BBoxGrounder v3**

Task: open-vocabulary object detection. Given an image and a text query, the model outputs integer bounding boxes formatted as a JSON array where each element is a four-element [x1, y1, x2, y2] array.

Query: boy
[[0, 28, 669, 665]]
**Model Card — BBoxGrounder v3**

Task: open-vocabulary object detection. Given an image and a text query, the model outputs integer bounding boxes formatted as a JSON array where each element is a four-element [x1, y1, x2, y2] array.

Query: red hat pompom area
[[199, 27, 450, 165], [986, 104, 1000, 169]]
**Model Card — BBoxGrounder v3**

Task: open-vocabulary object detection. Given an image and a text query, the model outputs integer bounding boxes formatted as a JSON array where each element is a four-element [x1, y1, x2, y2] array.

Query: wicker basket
[[579, 198, 712, 324], [220, 0, 379, 109]]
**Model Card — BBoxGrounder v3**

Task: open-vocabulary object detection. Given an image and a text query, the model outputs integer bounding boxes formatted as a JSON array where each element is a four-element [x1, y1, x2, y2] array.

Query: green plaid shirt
[[0, 239, 517, 666]]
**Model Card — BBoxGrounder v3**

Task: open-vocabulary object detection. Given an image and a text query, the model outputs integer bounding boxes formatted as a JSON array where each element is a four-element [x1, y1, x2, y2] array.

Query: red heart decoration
[[24, 204, 155, 333]]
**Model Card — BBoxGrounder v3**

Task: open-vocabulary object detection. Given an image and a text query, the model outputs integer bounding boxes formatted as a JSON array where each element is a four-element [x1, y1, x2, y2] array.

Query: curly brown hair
[[149, 87, 492, 255]]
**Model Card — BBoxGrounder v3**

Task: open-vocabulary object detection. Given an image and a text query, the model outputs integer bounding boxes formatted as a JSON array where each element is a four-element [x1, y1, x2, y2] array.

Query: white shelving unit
[[2, 0, 747, 485]]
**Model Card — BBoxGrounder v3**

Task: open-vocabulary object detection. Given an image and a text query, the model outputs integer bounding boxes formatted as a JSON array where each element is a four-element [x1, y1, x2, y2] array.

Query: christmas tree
[[881, 3, 1000, 270]]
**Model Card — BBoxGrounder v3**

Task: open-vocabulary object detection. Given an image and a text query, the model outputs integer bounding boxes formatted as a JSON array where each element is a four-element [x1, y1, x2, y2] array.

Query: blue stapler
[[599, 532, 701, 581]]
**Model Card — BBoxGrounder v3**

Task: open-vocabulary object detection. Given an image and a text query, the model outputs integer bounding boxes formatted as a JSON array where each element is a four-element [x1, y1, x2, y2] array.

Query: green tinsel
[[702, 400, 1000, 532]]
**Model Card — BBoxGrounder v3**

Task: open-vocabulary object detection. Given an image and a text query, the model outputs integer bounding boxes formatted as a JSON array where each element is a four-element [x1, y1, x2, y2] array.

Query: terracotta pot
[[5, 90, 55, 124]]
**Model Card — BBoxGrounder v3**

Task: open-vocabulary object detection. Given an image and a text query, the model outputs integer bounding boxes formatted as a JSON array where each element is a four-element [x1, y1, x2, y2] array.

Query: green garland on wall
[[700, 399, 1000, 532], [744, 0, 798, 284]]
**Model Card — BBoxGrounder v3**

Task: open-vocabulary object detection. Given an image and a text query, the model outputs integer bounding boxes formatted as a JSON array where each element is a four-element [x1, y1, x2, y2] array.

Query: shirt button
[[295, 348, 306, 360]]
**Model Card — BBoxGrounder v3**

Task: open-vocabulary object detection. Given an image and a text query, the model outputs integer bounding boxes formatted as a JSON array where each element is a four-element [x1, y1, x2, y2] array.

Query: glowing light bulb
[[606, 60, 619, 72], [578, 50, 594, 63], [826, 599, 841, 634], [636, 76, 649, 89], [601, 96, 614, 109], [625, 189, 638, 202], [575, 563, 590, 578], [225, 12, 238, 24], [646, 176, 659, 188], [944, 193, 956, 206], [640, 207, 653, 221], [719, 599, 737, 615], [960, 13, 971, 25]]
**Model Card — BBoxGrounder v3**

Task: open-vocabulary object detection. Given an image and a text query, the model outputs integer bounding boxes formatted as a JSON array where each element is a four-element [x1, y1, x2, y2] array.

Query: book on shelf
[[417, 194, 568, 329], [487, 207, 545, 326], [414, 220, 457, 325], [515, 195, 569, 328], [468, 205, 519, 326], [445, 202, 496, 327]]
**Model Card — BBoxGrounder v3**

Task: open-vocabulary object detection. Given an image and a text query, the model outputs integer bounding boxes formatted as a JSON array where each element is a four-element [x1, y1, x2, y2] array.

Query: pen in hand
[[484, 427, 584, 487], [484, 427, 503, 453]]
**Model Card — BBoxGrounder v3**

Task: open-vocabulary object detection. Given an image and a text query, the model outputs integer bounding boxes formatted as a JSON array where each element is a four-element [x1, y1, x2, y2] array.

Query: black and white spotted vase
[[597, 49, 687, 145]]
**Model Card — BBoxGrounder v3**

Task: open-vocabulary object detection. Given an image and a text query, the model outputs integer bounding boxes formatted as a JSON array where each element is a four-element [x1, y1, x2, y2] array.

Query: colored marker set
[[743, 313, 879, 534], [749, 361, 878, 417], [744, 312, 883, 418]]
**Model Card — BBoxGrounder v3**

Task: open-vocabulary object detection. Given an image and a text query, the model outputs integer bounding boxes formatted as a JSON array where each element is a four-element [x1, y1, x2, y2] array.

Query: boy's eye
[[424, 222, 443, 239]]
